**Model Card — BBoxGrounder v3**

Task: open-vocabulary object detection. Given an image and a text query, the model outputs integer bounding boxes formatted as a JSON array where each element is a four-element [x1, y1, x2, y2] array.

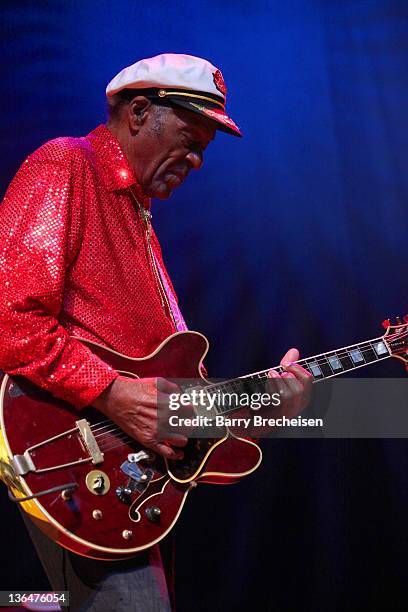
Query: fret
[[360, 342, 382, 363], [337, 350, 354, 372], [239, 376, 267, 398], [301, 357, 330, 380], [214, 377, 265, 415], [219, 370, 299, 415], [314, 355, 333, 378], [213, 381, 237, 415]]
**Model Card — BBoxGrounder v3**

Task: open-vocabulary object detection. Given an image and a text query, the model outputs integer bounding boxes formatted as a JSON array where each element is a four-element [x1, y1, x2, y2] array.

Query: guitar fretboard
[[291, 337, 390, 381], [199, 336, 391, 416]]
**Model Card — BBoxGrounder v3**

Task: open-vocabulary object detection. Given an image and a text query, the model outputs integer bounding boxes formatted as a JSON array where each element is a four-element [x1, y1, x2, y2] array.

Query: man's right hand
[[93, 376, 188, 460]]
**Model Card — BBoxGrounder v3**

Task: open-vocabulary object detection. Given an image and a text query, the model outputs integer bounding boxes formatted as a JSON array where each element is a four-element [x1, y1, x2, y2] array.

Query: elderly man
[[0, 54, 311, 611]]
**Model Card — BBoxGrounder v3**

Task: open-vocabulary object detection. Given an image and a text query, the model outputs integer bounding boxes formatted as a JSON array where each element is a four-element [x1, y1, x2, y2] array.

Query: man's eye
[[184, 136, 199, 150]]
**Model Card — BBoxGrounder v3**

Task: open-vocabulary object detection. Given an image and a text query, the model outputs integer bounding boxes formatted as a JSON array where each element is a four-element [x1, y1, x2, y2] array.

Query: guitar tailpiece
[[8, 482, 78, 503]]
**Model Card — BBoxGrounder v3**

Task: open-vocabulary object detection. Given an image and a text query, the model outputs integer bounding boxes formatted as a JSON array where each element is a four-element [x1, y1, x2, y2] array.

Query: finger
[[136, 405, 160, 420], [163, 434, 188, 447], [281, 370, 312, 400], [266, 370, 287, 396], [136, 392, 164, 409], [277, 372, 305, 417], [156, 377, 181, 394], [153, 442, 184, 461], [284, 367, 312, 407], [137, 406, 190, 439], [266, 370, 282, 392], [280, 371, 303, 395], [174, 401, 197, 418], [280, 348, 300, 366], [282, 362, 313, 383]]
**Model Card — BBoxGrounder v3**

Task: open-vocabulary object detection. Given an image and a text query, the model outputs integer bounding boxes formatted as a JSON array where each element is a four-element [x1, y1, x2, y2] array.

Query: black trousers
[[21, 511, 174, 612]]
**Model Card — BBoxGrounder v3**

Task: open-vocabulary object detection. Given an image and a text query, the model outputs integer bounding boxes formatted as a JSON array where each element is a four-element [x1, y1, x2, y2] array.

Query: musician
[[0, 54, 312, 611]]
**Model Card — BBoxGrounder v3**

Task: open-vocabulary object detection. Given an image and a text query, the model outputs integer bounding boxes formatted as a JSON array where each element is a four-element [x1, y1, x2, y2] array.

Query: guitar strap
[[153, 254, 188, 332], [154, 254, 209, 377]]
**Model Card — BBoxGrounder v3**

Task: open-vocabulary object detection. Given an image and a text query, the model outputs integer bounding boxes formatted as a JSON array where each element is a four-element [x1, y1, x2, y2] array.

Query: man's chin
[[155, 190, 173, 200], [149, 183, 174, 200]]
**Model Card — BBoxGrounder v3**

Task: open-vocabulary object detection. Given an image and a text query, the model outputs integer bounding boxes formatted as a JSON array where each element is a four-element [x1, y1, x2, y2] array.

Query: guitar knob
[[145, 506, 161, 522], [92, 476, 105, 493], [86, 470, 110, 495], [404, 315, 408, 323], [116, 486, 132, 505]]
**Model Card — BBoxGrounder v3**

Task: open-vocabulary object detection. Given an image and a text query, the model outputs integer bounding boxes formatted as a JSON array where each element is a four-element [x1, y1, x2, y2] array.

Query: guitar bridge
[[76, 419, 104, 464]]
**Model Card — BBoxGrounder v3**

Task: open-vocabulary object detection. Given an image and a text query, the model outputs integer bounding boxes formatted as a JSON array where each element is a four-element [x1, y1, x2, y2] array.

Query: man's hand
[[93, 376, 188, 460], [266, 348, 312, 417]]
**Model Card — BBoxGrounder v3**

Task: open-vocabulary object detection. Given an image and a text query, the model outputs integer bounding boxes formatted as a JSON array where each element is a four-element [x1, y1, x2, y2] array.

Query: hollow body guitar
[[0, 331, 262, 560], [1, 320, 407, 560]]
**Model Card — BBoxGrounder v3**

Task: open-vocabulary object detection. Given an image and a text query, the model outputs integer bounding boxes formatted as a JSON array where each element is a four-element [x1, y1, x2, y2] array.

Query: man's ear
[[127, 96, 153, 132]]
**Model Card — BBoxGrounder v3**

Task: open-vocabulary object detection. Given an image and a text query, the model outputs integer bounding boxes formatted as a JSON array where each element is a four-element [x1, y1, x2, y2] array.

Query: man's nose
[[186, 151, 203, 170]]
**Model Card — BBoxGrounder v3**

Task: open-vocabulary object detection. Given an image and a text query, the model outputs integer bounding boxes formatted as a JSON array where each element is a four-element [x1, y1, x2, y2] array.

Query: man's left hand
[[266, 348, 313, 417]]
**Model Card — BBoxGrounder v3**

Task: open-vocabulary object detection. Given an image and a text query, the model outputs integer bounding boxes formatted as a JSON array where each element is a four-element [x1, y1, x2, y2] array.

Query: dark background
[[1, 1, 408, 610]]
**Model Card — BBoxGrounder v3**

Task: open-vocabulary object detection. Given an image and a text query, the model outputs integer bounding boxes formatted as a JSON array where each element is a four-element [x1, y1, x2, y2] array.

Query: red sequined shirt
[[0, 125, 179, 408]]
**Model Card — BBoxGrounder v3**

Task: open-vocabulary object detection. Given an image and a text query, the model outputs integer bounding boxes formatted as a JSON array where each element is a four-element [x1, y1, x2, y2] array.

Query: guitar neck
[[206, 335, 392, 416], [260, 335, 390, 382]]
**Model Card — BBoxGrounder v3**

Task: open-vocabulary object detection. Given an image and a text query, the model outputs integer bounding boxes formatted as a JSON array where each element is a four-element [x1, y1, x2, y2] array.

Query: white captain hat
[[106, 53, 242, 137]]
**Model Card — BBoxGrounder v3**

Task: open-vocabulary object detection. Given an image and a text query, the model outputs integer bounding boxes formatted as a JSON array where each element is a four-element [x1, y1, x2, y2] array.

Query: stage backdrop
[[1, 1, 407, 610]]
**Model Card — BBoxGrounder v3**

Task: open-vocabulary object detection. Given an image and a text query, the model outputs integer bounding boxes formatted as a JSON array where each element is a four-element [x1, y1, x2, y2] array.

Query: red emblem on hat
[[202, 108, 240, 133], [213, 69, 227, 96]]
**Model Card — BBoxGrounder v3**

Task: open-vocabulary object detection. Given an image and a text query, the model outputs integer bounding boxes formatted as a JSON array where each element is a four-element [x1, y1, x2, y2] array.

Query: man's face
[[134, 105, 217, 199]]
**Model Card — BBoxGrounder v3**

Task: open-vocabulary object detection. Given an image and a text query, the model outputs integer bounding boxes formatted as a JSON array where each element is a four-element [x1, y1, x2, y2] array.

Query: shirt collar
[[86, 124, 150, 206]]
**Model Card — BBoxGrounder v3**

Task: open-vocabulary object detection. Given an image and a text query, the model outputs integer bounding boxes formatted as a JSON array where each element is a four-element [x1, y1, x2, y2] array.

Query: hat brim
[[165, 97, 242, 137]]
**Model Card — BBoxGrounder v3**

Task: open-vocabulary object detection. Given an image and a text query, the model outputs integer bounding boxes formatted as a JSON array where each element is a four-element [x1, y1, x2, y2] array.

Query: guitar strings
[[92, 422, 118, 433], [99, 440, 136, 453], [99, 436, 134, 451]]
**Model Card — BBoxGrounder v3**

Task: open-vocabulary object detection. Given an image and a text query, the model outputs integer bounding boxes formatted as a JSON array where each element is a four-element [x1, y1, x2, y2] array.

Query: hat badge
[[213, 69, 227, 96]]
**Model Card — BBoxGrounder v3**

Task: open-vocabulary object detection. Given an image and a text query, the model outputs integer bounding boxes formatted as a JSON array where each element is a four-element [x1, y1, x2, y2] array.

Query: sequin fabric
[[0, 125, 180, 408]]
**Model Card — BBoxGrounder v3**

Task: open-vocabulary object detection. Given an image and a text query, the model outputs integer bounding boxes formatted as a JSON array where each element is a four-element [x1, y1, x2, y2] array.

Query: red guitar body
[[0, 331, 262, 560]]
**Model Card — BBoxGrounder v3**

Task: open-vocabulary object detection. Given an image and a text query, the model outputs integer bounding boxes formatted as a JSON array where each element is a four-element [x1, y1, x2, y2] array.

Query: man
[[0, 54, 311, 610]]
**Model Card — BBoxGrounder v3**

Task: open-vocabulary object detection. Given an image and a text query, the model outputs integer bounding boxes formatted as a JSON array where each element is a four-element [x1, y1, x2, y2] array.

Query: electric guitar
[[0, 317, 407, 560]]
